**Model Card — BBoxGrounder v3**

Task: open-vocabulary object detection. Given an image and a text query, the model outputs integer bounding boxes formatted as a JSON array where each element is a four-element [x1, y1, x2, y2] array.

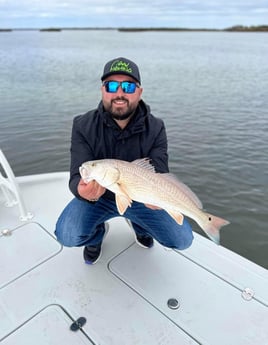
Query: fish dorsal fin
[[132, 158, 156, 173], [161, 173, 203, 209]]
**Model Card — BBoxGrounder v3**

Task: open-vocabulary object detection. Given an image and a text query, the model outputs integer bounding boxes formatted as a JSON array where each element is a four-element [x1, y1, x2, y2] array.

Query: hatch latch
[[70, 316, 87, 331]]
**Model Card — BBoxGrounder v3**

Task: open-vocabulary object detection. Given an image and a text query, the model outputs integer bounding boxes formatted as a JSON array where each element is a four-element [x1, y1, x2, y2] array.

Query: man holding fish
[[55, 57, 228, 264]]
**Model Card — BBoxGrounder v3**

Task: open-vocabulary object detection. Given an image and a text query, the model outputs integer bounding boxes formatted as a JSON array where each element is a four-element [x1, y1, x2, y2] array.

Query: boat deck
[[0, 172, 267, 344]]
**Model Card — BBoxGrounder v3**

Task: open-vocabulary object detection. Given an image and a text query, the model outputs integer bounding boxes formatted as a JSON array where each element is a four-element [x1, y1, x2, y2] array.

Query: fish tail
[[201, 213, 230, 245]]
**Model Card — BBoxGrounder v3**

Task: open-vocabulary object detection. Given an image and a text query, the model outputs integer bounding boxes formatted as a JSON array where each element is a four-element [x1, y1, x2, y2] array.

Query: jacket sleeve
[[148, 118, 169, 174], [69, 115, 95, 198]]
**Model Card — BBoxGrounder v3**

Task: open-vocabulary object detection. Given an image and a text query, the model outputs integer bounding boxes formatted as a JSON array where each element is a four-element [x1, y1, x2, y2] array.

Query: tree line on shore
[[1, 25, 268, 32]]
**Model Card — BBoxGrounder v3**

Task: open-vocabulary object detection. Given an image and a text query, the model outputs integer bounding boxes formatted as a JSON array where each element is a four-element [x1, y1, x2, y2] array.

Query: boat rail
[[0, 149, 33, 221]]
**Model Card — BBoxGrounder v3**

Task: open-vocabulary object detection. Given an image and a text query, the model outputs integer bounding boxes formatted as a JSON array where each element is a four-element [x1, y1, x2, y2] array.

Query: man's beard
[[111, 111, 134, 121], [108, 98, 135, 121]]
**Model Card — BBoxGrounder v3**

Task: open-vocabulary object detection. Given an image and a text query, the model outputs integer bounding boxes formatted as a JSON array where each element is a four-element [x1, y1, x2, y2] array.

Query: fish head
[[79, 160, 120, 187]]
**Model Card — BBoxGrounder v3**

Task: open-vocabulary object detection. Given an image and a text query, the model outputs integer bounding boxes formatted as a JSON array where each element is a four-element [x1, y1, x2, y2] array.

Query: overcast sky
[[1, 0, 267, 29]]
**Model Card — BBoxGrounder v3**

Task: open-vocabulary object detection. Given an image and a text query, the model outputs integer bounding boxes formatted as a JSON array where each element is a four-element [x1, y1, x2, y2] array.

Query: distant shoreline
[[118, 26, 268, 32], [1, 25, 268, 32]]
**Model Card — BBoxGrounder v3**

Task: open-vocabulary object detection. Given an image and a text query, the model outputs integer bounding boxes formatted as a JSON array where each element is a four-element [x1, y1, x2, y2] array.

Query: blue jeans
[[55, 197, 193, 250]]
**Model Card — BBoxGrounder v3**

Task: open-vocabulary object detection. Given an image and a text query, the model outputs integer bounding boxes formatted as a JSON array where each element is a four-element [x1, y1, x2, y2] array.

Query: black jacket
[[69, 100, 169, 200]]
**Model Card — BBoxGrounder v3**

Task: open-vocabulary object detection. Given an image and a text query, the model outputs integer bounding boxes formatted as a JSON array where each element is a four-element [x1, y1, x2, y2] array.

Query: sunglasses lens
[[121, 82, 136, 94], [105, 81, 119, 93]]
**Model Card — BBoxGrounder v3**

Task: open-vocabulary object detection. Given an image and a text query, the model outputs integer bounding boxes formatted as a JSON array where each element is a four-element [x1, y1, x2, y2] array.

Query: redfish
[[80, 158, 229, 244]]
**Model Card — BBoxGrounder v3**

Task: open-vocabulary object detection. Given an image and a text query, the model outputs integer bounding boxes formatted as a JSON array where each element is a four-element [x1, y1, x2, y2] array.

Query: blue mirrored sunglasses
[[103, 80, 139, 94]]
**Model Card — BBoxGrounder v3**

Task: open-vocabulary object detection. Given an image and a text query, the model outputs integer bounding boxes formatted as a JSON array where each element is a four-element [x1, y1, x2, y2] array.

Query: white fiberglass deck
[[0, 171, 268, 344]]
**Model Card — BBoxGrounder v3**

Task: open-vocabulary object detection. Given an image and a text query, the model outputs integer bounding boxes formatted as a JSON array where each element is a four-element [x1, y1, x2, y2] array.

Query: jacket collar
[[99, 100, 150, 136]]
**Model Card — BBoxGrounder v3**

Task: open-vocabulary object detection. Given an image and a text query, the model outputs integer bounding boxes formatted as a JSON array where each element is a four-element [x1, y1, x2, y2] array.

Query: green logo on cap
[[110, 60, 132, 74]]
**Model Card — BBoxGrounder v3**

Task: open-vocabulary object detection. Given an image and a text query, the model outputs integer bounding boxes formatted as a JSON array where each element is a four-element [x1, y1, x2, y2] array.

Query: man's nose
[[115, 85, 124, 95]]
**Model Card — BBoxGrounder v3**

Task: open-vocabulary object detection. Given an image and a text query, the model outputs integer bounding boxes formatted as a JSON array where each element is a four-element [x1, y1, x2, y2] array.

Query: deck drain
[[167, 298, 180, 309]]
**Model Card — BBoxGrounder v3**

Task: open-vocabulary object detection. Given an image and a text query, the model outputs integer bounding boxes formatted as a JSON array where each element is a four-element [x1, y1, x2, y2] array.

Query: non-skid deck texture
[[1, 173, 267, 344]]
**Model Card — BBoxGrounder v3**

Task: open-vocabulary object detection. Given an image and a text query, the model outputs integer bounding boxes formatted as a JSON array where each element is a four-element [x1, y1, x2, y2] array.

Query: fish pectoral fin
[[109, 183, 132, 215], [115, 194, 132, 215], [167, 210, 184, 225]]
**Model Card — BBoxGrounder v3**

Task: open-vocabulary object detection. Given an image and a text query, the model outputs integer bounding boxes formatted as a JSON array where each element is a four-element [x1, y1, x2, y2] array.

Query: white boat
[[0, 149, 267, 345]]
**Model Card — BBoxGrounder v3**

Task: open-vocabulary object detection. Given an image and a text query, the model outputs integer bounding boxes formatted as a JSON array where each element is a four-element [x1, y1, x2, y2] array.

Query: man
[[55, 57, 193, 264]]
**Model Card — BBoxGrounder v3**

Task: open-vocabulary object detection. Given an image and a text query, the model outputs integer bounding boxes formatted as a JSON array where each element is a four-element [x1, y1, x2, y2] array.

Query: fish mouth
[[79, 166, 92, 183]]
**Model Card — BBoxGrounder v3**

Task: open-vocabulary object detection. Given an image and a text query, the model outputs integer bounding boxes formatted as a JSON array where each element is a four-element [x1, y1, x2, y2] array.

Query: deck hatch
[[109, 243, 268, 344], [1, 305, 94, 344], [0, 222, 61, 289]]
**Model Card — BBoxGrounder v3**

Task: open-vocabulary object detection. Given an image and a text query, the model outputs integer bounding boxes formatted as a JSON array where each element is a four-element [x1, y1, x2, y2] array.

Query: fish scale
[[119, 165, 198, 211]]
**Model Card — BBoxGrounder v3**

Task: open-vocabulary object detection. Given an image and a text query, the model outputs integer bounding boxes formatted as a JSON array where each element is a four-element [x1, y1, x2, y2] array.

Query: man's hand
[[78, 179, 106, 201]]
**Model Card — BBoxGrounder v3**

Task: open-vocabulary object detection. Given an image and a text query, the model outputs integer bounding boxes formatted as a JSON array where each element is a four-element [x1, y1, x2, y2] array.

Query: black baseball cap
[[101, 57, 141, 84]]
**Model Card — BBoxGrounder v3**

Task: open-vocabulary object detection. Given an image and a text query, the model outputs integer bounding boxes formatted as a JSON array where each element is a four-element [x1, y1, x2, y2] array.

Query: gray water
[[0, 30, 267, 268]]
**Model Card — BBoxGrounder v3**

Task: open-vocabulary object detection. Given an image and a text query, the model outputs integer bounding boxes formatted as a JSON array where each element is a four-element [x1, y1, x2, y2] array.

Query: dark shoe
[[83, 244, 102, 265], [83, 223, 109, 265], [135, 233, 154, 248]]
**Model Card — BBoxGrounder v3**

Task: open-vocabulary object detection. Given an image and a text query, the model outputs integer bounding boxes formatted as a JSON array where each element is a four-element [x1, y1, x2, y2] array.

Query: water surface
[[0, 30, 267, 268]]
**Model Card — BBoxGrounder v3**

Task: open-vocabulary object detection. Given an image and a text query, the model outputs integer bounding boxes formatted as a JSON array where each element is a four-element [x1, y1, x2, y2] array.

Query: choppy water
[[0, 30, 267, 268]]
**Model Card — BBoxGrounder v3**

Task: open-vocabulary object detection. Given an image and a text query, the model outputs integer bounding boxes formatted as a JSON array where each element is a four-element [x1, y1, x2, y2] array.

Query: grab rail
[[0, 149, 33, 221]]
